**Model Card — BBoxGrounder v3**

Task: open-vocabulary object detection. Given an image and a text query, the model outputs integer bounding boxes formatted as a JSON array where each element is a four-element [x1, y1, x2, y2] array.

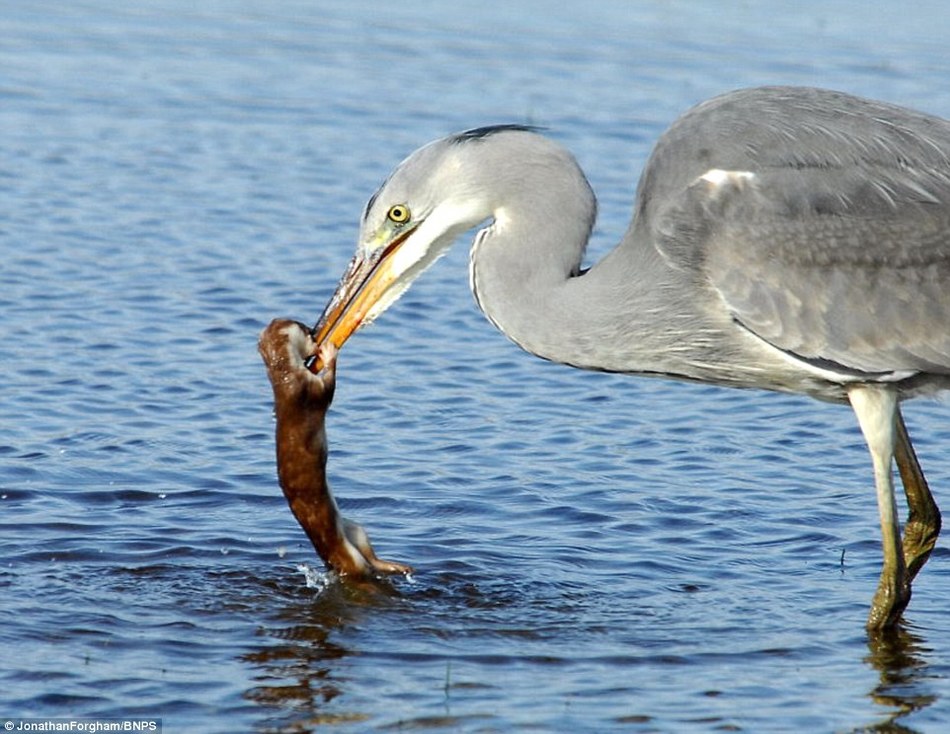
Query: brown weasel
[[259, 319, 410, 577]]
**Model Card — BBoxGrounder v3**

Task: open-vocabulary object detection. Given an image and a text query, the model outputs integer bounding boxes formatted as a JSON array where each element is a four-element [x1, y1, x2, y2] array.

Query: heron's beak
[[311, 226, 417, 370]]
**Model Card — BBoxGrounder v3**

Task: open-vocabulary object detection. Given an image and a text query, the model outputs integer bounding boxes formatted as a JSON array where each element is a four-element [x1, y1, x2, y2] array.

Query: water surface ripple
[[2, 2, 950, 732]]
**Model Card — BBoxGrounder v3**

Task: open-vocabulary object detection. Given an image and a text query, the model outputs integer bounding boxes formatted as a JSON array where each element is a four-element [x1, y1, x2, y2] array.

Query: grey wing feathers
[[655, 161, 950, 377]]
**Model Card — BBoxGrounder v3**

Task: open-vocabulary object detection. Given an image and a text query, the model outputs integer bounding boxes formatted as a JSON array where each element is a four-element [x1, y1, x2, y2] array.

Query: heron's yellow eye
[[387, 204, 411, 224]]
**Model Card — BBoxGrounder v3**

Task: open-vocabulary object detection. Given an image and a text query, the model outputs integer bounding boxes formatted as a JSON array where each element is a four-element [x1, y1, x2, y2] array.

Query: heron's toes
[[867, 573, 911, 631]]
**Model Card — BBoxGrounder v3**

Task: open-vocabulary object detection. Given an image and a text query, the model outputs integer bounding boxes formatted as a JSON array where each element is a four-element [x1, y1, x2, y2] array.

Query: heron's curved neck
[[468, 174, 680, 373]]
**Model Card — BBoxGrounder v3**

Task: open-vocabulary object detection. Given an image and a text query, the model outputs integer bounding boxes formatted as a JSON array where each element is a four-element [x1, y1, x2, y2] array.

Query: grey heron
[[311, 86, 948, 630]]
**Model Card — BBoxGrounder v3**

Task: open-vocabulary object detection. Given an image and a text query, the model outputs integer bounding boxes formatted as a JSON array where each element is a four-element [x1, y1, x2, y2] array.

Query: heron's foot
[[902, 509, 942, 582], [340, 518, 413, 577], [866, 566, 912, 631]]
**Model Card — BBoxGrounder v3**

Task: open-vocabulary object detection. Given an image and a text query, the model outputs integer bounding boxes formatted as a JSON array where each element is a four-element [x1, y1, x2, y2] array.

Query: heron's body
[[312, 86, 948, 630], [471, 88, 950, 400]]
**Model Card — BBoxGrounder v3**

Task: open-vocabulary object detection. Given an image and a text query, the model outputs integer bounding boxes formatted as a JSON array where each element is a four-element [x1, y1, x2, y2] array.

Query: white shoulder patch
[[699, 169, 756, 188]]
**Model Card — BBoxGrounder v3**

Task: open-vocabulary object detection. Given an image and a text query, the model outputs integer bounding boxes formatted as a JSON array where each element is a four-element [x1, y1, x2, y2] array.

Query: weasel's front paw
[[312, 341, 338, 382]]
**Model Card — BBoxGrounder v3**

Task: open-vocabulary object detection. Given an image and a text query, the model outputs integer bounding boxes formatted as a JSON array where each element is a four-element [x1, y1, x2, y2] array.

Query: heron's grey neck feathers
[[465, 136, 604, 366], [471, 211, 730, 378], [466, 139, 710, 376]]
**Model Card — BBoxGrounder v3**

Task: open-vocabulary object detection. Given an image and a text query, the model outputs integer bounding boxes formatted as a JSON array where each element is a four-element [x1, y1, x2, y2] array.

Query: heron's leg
[[894, 410, 941, 581], [848, 385, 910, 630]]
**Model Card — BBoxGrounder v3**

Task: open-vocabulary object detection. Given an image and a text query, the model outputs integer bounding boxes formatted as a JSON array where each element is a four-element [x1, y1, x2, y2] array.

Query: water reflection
[[241, 575, 947, 733], [241, 577, 404, 731], [862, 627, 938, 733]]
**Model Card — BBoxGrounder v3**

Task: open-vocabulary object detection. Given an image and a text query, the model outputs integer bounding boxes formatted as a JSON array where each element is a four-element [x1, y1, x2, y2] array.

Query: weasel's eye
[[387, 204, 410, 224]]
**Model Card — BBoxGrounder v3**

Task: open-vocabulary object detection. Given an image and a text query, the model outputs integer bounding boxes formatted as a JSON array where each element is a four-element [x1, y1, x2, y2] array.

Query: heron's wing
[[655, 165, 950, 376]]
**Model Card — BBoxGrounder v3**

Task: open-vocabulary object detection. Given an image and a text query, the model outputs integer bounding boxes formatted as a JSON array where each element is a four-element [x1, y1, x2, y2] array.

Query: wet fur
[[259, 319, 410, 577]]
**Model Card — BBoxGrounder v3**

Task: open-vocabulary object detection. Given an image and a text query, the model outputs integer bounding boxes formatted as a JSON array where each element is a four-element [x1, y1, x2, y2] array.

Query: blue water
[[3, 1, 950, 731]]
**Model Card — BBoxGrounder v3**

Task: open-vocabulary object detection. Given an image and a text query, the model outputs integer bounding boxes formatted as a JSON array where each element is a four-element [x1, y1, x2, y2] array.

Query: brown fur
[[259, 319, 410, 577]]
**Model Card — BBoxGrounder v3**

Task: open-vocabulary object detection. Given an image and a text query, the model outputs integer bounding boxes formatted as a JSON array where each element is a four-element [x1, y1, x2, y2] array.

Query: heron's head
[[311, 125, 546, 362]]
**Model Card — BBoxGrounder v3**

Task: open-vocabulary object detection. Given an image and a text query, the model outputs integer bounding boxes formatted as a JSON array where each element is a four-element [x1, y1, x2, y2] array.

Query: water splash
[[295, 562, 414, 590], [296, 563, 333, 592]]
